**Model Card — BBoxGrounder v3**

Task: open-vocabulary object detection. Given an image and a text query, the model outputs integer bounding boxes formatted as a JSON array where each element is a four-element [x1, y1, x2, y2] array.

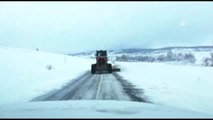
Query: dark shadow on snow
[[113, 73, 152, 103]]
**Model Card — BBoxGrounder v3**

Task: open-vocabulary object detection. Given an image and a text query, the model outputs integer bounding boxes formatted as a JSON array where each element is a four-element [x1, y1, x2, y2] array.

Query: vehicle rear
[[91, 50, 112, 74]]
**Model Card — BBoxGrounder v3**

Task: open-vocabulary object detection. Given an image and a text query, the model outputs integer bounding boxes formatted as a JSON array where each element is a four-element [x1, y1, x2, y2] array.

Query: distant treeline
[[115, 51, 213, 66]]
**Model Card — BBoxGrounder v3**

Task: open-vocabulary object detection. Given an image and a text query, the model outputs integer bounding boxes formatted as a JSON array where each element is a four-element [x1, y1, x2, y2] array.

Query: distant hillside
[[68, 46, 213, 66], [69, 46, 213, 56]]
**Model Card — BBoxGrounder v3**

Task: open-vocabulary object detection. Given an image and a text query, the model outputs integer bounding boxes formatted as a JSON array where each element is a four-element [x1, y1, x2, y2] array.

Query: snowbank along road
[[32, 71, 150, 103]]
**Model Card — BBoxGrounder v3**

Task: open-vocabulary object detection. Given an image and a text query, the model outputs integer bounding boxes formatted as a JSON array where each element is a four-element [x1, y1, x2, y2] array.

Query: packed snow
[[0, 47, 213, 118]]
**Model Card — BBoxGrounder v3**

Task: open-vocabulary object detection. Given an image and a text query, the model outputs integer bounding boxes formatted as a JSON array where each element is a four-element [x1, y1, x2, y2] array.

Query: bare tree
[[184, 53, 196, 63]]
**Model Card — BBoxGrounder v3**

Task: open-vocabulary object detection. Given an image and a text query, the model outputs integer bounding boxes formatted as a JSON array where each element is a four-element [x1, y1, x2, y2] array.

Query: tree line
[[115, 51, 213, 66]]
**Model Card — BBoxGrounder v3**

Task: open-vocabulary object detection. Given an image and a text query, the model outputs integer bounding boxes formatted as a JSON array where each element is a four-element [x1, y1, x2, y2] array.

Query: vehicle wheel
[[107, 64, 112, 73], [91, 64, 96, 74]]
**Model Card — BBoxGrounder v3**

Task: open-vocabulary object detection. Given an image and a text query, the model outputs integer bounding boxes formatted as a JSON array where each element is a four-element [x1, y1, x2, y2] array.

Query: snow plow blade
[[112, 65, 121, 72]]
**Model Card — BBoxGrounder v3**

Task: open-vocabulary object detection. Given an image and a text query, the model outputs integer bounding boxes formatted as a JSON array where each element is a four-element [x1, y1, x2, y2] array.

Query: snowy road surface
[[32, 71, 148, 102]]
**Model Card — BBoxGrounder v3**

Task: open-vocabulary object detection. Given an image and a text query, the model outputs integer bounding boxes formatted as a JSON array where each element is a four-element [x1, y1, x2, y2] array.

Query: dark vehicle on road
[[91, 50, 112, 74]]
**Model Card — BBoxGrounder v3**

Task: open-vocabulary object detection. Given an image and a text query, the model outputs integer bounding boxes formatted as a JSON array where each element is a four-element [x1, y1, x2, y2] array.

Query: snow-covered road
[[32, 71, 148, 102]]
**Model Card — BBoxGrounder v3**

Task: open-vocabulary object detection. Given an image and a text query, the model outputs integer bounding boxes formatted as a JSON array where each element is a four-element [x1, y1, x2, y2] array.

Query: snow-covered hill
[[0, 47, 213, 118], [70, 46, 213, 66]]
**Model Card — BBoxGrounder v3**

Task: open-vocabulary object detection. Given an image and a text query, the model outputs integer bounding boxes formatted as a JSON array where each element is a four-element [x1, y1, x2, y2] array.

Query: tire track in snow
[[31, 71, 150, 103], [95, 75, 102, 100], [113, 73, 151, 103]]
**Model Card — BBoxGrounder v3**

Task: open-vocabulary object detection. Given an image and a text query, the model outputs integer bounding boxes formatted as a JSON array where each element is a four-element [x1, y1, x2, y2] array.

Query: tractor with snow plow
[[91, 50, 120, 74]]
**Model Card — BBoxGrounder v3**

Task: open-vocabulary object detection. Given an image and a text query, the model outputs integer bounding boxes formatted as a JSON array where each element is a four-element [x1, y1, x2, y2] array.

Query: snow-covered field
[[0, 47, 93, 104], [0, 47, 213, 118], [117, 61, 213, 115]]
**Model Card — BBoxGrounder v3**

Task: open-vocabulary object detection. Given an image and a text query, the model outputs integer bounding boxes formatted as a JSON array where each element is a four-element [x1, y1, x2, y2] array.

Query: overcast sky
[[0, 2, 213, 53]]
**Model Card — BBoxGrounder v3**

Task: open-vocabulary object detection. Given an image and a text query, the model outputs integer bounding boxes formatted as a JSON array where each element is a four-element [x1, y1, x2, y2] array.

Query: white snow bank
[[0, 100, 212, 118], [0, 47, 93, 104], [117, 62, 213, 115]]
